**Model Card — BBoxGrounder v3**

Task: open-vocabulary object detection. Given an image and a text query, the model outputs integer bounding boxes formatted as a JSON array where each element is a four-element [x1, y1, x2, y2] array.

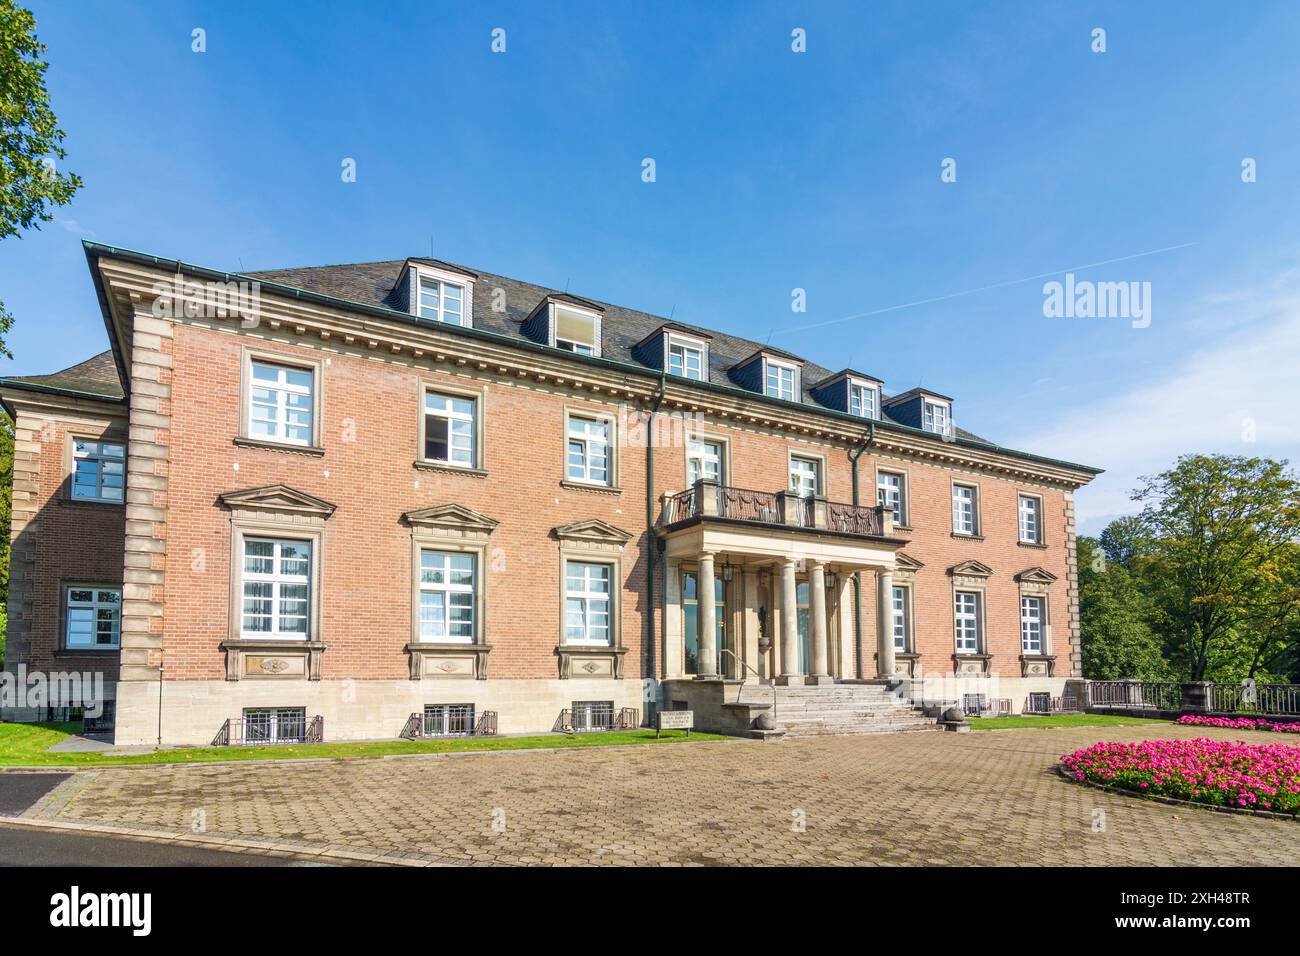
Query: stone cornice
[[90, 254, 1100, 490]]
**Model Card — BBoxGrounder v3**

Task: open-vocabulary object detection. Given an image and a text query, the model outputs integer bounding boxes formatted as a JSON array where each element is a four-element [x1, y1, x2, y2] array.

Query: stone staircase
[[736, 682, 938, 738]]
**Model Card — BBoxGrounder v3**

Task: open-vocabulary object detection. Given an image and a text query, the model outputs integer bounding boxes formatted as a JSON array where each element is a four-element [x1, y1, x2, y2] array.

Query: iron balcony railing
[[661, 480, 889, 538]]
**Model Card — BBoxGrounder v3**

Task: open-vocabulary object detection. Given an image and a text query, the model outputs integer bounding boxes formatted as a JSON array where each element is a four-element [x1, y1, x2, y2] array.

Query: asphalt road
[[0, 824, 325, 866]]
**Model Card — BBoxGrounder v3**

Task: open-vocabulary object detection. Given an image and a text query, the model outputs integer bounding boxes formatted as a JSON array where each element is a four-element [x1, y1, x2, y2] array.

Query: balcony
[[660, 480, 896, 539]]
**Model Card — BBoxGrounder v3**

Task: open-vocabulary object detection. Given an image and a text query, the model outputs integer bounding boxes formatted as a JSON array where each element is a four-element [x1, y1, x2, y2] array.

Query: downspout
[[848, 422, 877, 679], [646, 370, 667, 690]]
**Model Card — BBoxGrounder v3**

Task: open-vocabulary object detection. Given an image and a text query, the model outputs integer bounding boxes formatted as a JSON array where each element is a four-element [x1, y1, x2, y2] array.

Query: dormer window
[[554, 305, 601, 356], [849, 381, 879, 419], [419, 276, 464, 325], [408, 263, 475, 328], [923, 400, 951, 435], [667, 335, 705, 381], [765, 359, 798, 401]]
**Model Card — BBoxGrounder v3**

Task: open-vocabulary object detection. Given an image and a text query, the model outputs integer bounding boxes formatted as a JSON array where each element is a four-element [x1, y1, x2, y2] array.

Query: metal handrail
[[720, 647, 776, 729]]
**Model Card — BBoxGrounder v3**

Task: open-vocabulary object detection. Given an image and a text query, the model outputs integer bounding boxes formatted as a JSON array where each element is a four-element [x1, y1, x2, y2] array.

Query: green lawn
[[0, 722, 729, 768], [967, 714, 1170, 731]]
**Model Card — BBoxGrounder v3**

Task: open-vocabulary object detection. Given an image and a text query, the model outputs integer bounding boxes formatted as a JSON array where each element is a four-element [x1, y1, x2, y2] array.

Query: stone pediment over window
[[553, 519, 633, 550], [895, 551, 925, 572], [1014, 567, 1058, 585], [404, 503, 499, 534], [947, 559, 993, 578], [219, 484, 337, 521]]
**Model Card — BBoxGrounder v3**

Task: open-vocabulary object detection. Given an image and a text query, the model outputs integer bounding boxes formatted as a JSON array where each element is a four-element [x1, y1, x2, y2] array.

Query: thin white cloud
[[1005, 290, 1300, 536]]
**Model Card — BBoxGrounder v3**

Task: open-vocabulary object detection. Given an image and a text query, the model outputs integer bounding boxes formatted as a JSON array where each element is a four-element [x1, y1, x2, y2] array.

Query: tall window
[[952, 484, 977, 535], [765, 361, 797, 401], [418, 276, 465, 325], [877, 471, 905, 525], [249, 361, 314, 446], [71, 439, 125, 503], [789, 456, 820, 497], [566, 416, 610, 485], [565, 561, 612, 645], [683, 571, 726, 675], [849, 383, 878, 419], [923, 401, 950, 435], [241, 538, 311, 638], [954, 591, 980, 653], [687, 438, 722, 485], [554, 306, 599, 355], [424, 391, 477, 467], [65, 586, 121, 649], [668, 339, 704, 380], [1018, 495, 1042, 544], [419, 551, 476, 642], [891, 585, 909, 652], [1021, 596, 1045, 654]]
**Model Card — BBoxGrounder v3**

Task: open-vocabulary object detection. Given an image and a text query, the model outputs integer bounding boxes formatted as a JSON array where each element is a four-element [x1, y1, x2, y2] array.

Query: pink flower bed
[[1061, 738, 1300, 814], [1177, 714, 1300, 734]]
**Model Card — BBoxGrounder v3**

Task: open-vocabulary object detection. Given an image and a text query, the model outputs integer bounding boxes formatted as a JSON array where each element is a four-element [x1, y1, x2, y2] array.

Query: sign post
[[656, 709, 694, 738]]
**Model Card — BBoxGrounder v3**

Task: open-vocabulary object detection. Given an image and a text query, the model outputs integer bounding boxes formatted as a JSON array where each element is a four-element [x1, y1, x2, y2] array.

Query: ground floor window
[[954, 591, 981, 653], [682, 571, 725, 674], [892, 585, 910, 652], [572, 700, 614, 731], [564, 561, 612, 645], [423, 703, 475, 737], [1020, 596, 1045, 654], [65, 585, 121, 649], [242, 707, 307, 745]]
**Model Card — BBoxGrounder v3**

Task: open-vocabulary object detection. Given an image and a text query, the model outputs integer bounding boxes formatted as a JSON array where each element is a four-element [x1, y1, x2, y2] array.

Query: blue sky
[[4, 0, 1298, 533]]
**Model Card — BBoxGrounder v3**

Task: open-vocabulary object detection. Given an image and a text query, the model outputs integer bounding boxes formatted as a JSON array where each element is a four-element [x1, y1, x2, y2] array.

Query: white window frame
[[923, 400, 951, 435], [667, 335, 706, 381], [952, 483, 978, 536], [891, 585, 910, 653], [877, 470, 906, 526], [247, 360, 315, 447], [423, 390, 478, 468], [417, 275, 467, 326], [240, 537, 312, 639], [551, 303, 602, 356], [789, 455, 821, 498], [564, 561, 613, 646], [1018, 494, 1043, 544], [765, 359, 798, 401], [566, 414, 612, 486], [418, 550, 477, 643], [1021, 595, 1045, 654], [70, 439, 125, 503], [954, 590, 981, 653], [64, 585, 121, 650], [848, 380, 879, 419], [687, 437, 723, 485]]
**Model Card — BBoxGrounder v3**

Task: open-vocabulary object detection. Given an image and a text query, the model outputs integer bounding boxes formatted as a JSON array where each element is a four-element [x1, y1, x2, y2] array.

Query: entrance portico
[[658, 481, 907, 686]]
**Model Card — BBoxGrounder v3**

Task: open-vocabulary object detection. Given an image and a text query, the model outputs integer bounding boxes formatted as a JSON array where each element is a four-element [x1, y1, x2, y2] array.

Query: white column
[[697, 552, 718, 679], [877, 569, 896, 679], [776, 558, 803, 685], [742, 569, 760, 681], [808, 561, 831, 685]]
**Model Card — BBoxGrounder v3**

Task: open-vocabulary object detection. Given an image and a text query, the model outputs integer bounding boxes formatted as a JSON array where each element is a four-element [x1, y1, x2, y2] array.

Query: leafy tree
[[1133, 454, 1300, 681], [1078, 536, 1169, 681], [1098, 515, 1148, 570], [0, 414, 8, 668], [0, 0, 82, 356]]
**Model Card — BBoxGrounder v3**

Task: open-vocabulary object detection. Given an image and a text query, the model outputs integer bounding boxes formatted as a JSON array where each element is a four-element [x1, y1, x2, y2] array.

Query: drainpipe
[[645, 371, 667, 687], [848, 422, 877, 679]]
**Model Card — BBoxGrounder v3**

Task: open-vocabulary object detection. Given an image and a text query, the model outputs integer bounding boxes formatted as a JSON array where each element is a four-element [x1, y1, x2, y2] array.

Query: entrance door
[[795, 580, 810, 675], [683, 571, 726, 675]]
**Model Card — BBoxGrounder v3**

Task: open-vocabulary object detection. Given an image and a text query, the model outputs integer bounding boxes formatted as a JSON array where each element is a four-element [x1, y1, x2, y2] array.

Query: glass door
[[795, 580, 810, 675], [683, 571, 726, 675]]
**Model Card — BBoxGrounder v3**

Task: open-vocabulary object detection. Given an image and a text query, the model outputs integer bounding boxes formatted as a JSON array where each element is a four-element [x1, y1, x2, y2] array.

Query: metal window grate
[[423, 703, 476, 737], [242, 707, 307, 745], [572, 700, 615, 732]]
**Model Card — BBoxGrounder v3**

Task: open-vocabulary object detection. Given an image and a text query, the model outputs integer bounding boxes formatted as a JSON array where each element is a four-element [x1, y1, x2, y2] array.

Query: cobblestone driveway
[[33, 724, 1300, 865]]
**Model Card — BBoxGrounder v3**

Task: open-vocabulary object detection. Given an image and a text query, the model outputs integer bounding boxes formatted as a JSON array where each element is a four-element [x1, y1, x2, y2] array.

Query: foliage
[[1077, 536, 1171, 681], [1061, 737, 1300, 814], [1177, 715, 1300, 734], [0, 0, 83, 355]]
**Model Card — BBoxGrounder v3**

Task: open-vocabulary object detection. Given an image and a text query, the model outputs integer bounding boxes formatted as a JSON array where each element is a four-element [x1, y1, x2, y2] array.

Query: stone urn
[[941, 705, 965, 723]]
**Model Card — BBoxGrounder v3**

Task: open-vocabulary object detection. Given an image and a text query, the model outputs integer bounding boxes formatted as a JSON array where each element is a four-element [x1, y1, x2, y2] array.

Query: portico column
[[877, 568, 896, 679], [697, 552, 719, 679], [808, 561, 832, 685], [776, 558, 803, 685]]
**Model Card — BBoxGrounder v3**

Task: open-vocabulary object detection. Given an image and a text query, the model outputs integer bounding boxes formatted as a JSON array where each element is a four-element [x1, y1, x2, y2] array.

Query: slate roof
[[0, 351, 125, 401], [250, 258, 989, 442]]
